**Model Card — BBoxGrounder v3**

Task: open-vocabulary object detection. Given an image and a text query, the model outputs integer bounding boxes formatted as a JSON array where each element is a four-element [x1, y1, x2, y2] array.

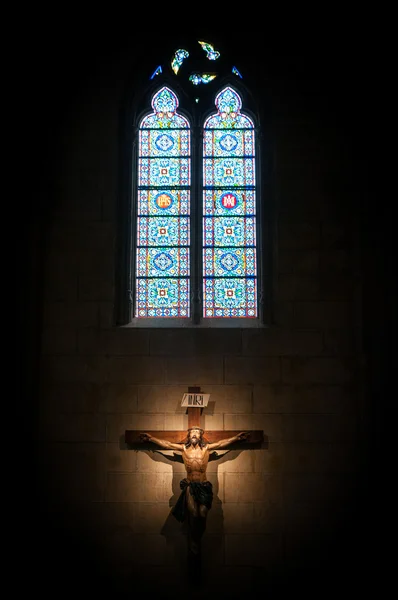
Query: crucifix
[[125, 386, 264, 579]]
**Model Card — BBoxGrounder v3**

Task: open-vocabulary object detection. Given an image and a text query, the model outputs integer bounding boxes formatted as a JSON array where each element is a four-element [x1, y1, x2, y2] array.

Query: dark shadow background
[[15, 20, 393, 597]]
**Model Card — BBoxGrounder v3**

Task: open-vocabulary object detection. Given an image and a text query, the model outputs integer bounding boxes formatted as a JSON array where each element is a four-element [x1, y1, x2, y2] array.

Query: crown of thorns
[[188, 426, 204, 433]]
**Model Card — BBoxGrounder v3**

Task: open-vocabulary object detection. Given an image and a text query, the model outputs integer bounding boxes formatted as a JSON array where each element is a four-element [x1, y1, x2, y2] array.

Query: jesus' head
[[186, 426, 205, 448]]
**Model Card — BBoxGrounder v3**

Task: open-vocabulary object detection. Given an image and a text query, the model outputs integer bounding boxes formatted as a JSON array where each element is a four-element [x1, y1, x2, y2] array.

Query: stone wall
[[22, 37, 381, 597]]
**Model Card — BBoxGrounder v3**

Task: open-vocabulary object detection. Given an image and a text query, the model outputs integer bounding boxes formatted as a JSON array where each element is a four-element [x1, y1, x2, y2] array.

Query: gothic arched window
[[116, 40, 271, 327], [136, 86, 191, 319]]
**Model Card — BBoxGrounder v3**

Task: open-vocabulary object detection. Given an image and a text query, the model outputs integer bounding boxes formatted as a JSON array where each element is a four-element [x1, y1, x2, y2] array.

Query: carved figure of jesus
[[139, 427, 250, 554]]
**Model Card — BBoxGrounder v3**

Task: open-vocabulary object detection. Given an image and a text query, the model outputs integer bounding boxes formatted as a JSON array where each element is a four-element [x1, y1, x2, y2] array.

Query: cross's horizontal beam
[[125, 430, 264, 445]]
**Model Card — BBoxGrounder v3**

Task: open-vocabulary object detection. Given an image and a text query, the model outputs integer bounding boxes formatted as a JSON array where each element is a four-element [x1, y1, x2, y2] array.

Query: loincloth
[[171, 478, 213, 522]]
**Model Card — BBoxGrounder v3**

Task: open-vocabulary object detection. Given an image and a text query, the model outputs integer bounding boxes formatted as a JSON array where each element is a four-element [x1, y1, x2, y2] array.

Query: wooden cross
[[125, 386, 264, 446], [124, 385, 265, 582]]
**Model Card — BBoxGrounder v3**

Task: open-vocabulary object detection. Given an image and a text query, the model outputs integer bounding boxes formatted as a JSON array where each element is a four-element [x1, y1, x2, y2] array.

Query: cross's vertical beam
[[187, 386, 202, 429]]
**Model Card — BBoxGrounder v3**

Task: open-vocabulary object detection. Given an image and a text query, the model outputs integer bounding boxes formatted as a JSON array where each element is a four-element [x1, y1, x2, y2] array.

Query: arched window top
[[204, 86, 254, 129], [140, 86, 190, 129]]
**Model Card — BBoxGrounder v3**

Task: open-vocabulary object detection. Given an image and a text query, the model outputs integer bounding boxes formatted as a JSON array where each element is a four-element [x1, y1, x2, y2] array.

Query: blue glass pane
[[203, 247, 256, 277], [136, 278, 190, 317], [150, 65, 162, 79], [140, 129, 190, 157], [204, 112, 253, 129], [136, 247, 189, 278], [137, 217, 190, 246], [203, 278, 257, 317], [203, 157, 255, 187], [203, 217, 256, 247], [139, 157, 190, 187], [142, 113, 189, 129], [203, 129, 254, 157], [138, 190, 190, 216]]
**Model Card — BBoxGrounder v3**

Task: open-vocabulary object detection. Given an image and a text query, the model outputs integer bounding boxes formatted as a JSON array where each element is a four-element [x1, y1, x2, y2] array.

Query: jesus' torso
[[182, 444, 210, 482]]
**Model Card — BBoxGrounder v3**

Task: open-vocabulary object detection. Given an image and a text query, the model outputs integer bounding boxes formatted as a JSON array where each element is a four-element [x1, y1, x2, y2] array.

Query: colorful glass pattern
[[136, 279, 190, 317], [137, 216, 190, 247], [171, 49, 189, 74], [189, 73, 217, 85], [204, 278, 256, 317], [202, 87, 257, 318], [136, 87, 191, 318], [137, 247, 189, 277], [198, 41, 220, 61], [203, 216, 256, 247]]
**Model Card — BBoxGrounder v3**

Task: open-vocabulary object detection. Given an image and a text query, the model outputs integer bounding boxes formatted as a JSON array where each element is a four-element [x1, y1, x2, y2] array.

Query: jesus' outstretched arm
[[139, 432, 184, 452], [207, 431, 250, 451]]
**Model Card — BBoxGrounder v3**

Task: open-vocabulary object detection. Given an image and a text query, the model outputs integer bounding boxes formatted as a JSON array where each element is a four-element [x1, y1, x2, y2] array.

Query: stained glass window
[[203, 87, 257, 318], [135, 87, 191, 317], [122, 39, 265, 326]]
